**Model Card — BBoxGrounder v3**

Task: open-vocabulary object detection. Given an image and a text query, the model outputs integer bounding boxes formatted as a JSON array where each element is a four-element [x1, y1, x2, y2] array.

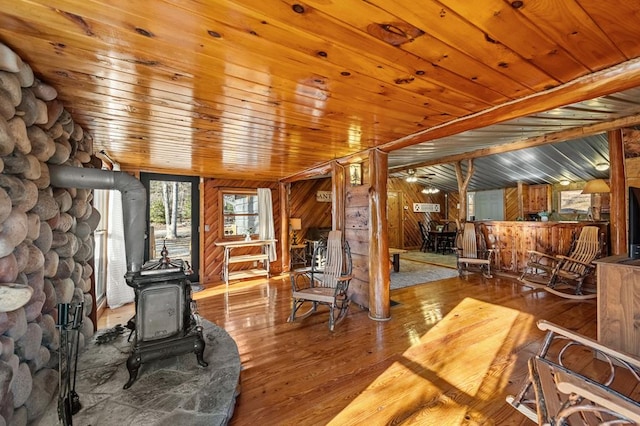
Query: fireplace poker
[[70, 303, 83, 415], [56, 303, 72, 426]]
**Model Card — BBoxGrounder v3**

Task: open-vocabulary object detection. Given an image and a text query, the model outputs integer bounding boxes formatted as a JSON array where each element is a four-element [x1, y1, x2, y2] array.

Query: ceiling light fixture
[[422, 187, 440, 194], [406, 169, 418, 183], [595, 162, 610, 171], [560, 180, 570, 186]]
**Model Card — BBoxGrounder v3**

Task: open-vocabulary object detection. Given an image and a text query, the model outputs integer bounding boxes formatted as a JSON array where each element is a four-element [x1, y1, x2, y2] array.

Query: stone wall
[[0, 42, 99, 425]]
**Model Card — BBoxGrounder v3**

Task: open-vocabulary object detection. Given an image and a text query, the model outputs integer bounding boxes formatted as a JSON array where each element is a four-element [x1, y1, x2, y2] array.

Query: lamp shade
[[581, 179, 610, 194], [289, 218, 302, 230]]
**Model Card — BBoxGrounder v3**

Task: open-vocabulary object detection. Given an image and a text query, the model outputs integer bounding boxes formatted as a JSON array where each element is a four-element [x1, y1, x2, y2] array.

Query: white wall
[[473, 189, 505, 220]]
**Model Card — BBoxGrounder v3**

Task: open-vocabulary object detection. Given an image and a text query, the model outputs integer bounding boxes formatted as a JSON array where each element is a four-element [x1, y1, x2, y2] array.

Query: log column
[[279, 182, 291, 271], [332, 162, 346, 233], [368, 149, 390, 321], [609, 129, 626, 255]]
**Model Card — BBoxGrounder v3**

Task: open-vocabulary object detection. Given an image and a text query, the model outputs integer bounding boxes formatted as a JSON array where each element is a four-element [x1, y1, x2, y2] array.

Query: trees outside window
[[221, 190, 259, 237]]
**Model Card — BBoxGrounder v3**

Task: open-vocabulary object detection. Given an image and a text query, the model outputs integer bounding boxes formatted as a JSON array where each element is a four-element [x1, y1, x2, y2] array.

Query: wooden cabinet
[[215, 240, 276, 284], [595, 255, 640, 357], [527, 184, 551, 213]]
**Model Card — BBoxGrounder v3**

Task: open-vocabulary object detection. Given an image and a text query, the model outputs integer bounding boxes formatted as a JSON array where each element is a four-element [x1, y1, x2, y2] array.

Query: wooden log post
[[455, 159, 474, 228], [368, 149, 390, 321], [609, 129, 626, 255], [279, 182, 291, 272], [332, 162, 346, 233]]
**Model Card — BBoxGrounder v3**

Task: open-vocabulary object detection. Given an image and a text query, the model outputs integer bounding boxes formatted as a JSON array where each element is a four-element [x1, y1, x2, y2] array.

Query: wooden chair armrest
[[537, 320, 640, 369], [526, 250, 557, 260], [533, 356, 640, 424], [336, 274, 353, 282], [554, 366, 640, 423], [554, 255, 594, 268]]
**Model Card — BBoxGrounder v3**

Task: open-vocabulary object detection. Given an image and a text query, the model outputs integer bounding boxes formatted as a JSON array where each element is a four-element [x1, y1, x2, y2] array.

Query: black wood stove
[[123, 246, 208, 389]]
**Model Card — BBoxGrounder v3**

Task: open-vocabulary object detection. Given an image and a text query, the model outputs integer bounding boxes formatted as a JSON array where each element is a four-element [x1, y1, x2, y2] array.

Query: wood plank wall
[[289, 178, 333, 242], [201, 178, 281, 284], [504, 187, 519, 220], [387, 178, 448, 249], [345, 185, 370, 308]]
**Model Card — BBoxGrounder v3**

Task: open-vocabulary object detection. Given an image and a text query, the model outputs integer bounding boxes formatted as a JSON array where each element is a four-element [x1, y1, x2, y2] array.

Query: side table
[[290, 244, 307, 269]]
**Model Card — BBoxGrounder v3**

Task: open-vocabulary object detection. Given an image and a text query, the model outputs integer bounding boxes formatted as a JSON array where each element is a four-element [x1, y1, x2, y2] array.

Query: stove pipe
[[48, 165, 146, 281]]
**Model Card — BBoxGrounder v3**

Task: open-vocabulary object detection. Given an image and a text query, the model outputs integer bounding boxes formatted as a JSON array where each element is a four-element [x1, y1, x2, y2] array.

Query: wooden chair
[[288, 230, 353, 331], [418, 221, 433, 252], [519, 226, 603, 299], [506, 320, 640, 425], [456, 222, 494, 278]]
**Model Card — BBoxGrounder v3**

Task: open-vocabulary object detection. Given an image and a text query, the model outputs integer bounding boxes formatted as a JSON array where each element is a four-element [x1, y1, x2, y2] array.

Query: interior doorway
[[388, 191, 403, 249], [140, 173, 200, 282]]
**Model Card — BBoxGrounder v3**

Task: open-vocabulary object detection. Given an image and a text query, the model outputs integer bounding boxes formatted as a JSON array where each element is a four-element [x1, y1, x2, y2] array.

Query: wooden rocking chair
[[519, 226, 603, 299], [288, 230, 353, 331], [456, 222, 495, 278], [506, 320, 640, 425]]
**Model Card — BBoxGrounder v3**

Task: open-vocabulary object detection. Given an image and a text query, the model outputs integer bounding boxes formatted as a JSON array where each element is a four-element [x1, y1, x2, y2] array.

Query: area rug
[[390, 259, 459, 290], [401, 250, 457, 269]]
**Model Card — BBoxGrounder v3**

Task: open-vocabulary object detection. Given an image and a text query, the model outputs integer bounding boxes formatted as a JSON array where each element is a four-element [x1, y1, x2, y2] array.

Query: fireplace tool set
[[56, 302, 84, 426]]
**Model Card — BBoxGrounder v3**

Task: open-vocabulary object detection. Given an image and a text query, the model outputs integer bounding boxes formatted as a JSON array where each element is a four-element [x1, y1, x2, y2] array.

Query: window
[[221, 190, 259, 237], [559, 190, 591, 214]]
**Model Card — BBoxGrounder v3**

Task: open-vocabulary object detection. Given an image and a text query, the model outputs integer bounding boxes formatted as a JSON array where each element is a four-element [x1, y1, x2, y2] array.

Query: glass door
[[140, 173, 200, 282]]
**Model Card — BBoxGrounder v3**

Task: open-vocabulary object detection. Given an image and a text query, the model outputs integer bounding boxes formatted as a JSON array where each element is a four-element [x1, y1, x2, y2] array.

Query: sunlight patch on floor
[[328, 297, 537, 425]]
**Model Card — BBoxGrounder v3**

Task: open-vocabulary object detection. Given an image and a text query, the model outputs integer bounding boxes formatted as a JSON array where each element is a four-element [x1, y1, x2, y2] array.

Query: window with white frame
[[221, 190, 259, 237]]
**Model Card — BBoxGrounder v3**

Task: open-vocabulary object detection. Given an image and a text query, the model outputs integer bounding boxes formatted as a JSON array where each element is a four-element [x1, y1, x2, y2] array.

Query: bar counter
[[473, 220, 609, 274]]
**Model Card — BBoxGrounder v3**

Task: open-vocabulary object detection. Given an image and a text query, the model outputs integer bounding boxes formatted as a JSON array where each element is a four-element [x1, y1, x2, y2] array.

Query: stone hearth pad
[[36, 319, 241, 425]]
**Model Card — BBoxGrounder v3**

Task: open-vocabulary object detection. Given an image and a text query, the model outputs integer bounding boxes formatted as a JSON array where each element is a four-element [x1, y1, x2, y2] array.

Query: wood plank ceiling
[[2, 0, 640, 182]]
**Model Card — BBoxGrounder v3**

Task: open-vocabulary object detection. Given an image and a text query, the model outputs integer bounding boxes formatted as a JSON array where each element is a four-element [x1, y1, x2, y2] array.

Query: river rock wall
[[0, 41, 99, 425]]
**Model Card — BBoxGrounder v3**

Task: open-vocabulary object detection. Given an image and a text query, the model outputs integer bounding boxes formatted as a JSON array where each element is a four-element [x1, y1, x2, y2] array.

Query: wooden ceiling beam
[[389, 112, 640, 173], [380, 57, 640, 155]]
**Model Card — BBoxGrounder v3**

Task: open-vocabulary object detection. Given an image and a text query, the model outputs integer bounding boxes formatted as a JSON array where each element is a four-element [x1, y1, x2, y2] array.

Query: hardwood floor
[[98, 273, 600, 425]]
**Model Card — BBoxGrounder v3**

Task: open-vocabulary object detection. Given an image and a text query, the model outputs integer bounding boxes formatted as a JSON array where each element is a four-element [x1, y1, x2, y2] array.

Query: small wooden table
[[389, 248, 407, 272], [215, 239, 277, 284]]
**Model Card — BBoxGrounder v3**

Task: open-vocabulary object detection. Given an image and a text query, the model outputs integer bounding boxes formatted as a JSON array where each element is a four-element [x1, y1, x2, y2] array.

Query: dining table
[[428, 230, 457, 254]]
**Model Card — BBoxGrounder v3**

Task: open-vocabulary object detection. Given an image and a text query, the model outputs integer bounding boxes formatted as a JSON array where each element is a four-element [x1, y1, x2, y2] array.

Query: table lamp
[[289, 218, 302, 245], [582, 179, 610, 221]]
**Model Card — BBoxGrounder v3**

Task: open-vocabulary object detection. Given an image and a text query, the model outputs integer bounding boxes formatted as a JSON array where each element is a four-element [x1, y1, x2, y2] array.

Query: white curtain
[[106, 164, 134, 308], [257, 188, 277, 261]]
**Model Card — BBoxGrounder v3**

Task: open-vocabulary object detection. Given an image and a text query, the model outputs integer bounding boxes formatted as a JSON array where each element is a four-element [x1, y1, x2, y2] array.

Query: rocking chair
[[506, 320, 640, 425], [519, 226, 603, 299], [456, 222, 495, 278], [288, 230, 353, 331]]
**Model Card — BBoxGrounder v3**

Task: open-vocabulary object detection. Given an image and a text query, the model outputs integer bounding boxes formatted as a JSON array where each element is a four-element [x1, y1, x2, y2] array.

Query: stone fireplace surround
[[0, 41, 101, 424], [0, 40, 241, 425]]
